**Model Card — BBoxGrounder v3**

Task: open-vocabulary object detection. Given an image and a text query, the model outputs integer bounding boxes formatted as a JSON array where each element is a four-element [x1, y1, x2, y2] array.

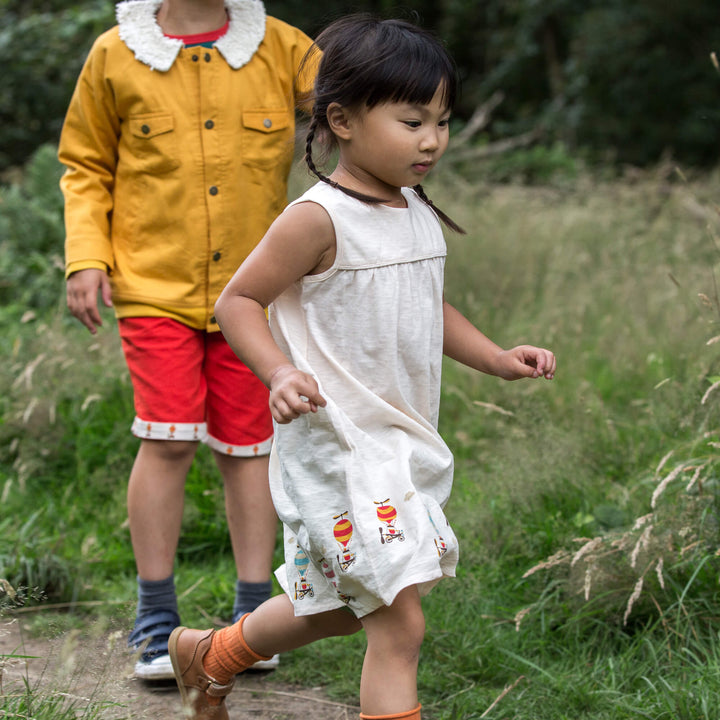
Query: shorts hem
[[131, 418, 273, 456], [205, 433, 273, 457], [131, 418, 206, 442]]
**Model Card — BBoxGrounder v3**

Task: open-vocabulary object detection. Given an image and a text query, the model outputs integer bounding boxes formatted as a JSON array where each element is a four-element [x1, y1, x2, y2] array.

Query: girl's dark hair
[[301, 15, 465, 233]]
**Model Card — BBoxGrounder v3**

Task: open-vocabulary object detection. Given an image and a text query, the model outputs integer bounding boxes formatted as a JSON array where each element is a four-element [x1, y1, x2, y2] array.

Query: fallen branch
[[453, 91, 505, 144], [480, 675, 527, 718], [447, 128, 544, 163], [5, 599, 128, 614]]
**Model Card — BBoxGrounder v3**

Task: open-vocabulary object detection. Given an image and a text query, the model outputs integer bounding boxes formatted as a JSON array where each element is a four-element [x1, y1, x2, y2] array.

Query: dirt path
[[0, 617, 359, 719]]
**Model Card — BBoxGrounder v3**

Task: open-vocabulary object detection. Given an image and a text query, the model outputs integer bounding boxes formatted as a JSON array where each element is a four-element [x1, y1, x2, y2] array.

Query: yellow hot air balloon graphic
[[375, 499, 405, 544], [333, 512, 356, 571]]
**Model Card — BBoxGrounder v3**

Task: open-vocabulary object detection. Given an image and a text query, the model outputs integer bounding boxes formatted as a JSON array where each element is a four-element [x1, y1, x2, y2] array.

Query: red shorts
[[118, 317, 272, 456]]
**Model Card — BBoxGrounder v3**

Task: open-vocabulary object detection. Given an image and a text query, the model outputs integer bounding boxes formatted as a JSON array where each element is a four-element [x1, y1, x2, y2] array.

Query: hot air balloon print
[[427, 509, 447, 557], [333, 512, 356, 571], [375, 499, 405, 544], [293, 545, 314, 599], [320, 557, 354, 605]]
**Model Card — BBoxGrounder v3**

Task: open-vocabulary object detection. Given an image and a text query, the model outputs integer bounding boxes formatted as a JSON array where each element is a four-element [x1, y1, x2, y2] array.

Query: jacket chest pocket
[[125, 113, 180, 174], [241, 109, 293, 168]]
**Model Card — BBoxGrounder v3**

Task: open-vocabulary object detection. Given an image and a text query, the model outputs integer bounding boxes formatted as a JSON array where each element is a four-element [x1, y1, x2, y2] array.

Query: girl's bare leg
[[245, 587, 424, 716], [358, 585, 425, 716], [242, 593, 361, 655]]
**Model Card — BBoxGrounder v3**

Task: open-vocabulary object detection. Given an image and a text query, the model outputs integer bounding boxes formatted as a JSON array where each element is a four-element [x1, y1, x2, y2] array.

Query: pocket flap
[[129, 113, 175, 139], [242, 110, 289, 133]]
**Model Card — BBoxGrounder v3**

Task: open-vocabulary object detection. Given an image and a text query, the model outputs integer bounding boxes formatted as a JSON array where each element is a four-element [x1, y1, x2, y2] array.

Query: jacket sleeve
[[58, 38, 120, 277]]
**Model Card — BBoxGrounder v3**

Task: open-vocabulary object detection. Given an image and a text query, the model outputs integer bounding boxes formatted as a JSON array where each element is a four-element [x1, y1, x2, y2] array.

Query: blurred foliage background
[[2, 0, 720, 172]]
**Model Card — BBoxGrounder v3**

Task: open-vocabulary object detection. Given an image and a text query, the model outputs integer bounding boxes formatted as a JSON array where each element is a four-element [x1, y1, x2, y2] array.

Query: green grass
[[2, 153, 720, 717]]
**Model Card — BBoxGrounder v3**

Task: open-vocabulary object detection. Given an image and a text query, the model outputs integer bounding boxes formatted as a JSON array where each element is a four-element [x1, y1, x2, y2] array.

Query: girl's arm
[[215, 201, 336, 423], [443, 301, 556, 380]]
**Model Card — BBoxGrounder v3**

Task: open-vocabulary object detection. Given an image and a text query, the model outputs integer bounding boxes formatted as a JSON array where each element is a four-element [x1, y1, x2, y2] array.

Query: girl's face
[[331, 83, 451, 203]]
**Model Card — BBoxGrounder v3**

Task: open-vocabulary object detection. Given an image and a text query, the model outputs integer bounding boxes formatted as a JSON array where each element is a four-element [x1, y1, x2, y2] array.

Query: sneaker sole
[[246, 655, 280, 671], [133, 653, 175, 681]]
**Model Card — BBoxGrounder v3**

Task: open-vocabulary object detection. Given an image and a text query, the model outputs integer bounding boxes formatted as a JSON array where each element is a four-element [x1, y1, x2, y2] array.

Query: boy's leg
[[119, 317, 207, 679], [358, 586, 425, 717], [204, 332, 276, 627], [128, 439, 197, 580], [213, 451, 279, 669], [127, 439, 197, 678], [212, 453, 275, 595]]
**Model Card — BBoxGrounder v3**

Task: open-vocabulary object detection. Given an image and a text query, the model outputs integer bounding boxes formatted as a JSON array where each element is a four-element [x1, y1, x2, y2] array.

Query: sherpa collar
[[116, 0, 267, 71]]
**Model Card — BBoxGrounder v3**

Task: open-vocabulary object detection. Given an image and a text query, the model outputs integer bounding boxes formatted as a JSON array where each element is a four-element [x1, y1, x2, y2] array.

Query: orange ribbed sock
[[202, 613, 272, 684], [359, 704, 422, 720]]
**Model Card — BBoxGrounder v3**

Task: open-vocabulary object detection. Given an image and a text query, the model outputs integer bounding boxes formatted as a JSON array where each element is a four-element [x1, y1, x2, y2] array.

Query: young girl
[[169, 15, 556, 720]]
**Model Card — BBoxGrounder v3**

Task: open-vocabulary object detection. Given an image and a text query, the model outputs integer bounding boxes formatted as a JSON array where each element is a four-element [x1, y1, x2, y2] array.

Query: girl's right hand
[[268, 364, 327, 423]]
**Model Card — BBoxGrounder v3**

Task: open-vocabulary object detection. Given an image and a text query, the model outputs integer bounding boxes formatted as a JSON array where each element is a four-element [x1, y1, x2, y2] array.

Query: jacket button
[[204, 53, 211, 62], [210, 315, 216, 324], [263, 118, 272, 129], [141, 124, 150, 134], [209, 186, 218, 196], [192, 54, 199, 62], [205, 119, 214, 129], [213, 251, 221, 261]]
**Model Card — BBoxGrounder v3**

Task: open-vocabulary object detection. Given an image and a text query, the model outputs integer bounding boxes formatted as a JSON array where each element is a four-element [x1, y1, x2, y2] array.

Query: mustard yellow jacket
[[59, 0, 314, 330]]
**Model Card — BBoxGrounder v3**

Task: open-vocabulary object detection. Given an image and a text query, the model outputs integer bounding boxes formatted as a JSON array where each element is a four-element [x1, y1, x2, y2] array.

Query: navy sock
[[136, 574, 178, 618], [232, 579, 272, 621]]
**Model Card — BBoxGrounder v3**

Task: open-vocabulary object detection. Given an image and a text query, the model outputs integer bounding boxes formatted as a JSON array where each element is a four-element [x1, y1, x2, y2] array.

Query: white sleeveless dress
[[269, 182, 459, 618]]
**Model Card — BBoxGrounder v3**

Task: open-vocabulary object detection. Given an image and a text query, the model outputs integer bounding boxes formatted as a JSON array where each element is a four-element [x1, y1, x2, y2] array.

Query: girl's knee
[[396, 604, 426, 653], [364, 590, 426, 659]]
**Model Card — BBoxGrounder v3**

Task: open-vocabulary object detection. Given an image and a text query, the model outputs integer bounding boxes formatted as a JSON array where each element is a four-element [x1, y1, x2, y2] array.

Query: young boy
[[58, 0, 314, 680]]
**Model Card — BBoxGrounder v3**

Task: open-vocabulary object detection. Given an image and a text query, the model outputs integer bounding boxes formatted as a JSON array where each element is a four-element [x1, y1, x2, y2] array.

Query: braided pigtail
[[304, 115, 338, 189], [413, 184, 466, 234]]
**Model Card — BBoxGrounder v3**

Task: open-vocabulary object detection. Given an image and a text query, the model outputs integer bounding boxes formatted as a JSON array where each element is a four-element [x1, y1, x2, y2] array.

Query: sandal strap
[[128, 608, 181, 654]]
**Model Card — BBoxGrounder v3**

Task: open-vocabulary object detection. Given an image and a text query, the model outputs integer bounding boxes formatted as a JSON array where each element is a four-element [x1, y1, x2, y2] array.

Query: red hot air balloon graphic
[[375, 499, 405, 544], [333, 512, 356, 571], [294, 546, 314, 600], [320, 557, 354, 605]]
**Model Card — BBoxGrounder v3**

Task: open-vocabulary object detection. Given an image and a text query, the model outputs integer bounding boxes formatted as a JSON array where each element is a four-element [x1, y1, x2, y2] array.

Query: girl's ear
[[326, 102, 353, 140]]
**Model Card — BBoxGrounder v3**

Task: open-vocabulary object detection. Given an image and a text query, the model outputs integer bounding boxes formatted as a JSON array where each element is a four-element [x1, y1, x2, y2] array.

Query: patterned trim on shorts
[[131, 417, 272, 456], [132, 417, 206, 442], [205, 433, 273, 457]]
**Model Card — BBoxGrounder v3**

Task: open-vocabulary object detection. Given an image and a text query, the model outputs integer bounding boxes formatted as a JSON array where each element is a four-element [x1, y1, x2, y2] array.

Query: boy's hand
[[494, 345, 556, 381], [66, 268, 113, 334], [268, 364, 327, 423]]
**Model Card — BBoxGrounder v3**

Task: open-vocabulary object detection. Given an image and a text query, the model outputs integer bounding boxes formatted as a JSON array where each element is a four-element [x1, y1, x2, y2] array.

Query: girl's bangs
[[367, 50, 457, 110]]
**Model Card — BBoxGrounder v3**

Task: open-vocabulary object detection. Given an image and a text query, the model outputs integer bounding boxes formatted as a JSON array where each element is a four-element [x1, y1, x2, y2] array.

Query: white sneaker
[[133, 653, 175, 680], [247, 654, 280, 671]]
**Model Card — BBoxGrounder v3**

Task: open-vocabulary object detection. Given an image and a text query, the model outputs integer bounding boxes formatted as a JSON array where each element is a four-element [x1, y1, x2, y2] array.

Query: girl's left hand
[[495, 345, 556, 380]]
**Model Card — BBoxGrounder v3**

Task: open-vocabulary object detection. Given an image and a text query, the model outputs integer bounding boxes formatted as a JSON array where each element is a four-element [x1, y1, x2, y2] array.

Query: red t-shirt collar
[[165, 19, 229, 45]]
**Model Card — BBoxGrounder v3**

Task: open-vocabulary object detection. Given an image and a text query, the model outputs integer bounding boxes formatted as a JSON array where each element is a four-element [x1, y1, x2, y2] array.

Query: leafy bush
[[0, 144, 66, 318], [0, 1, 114, 169]]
